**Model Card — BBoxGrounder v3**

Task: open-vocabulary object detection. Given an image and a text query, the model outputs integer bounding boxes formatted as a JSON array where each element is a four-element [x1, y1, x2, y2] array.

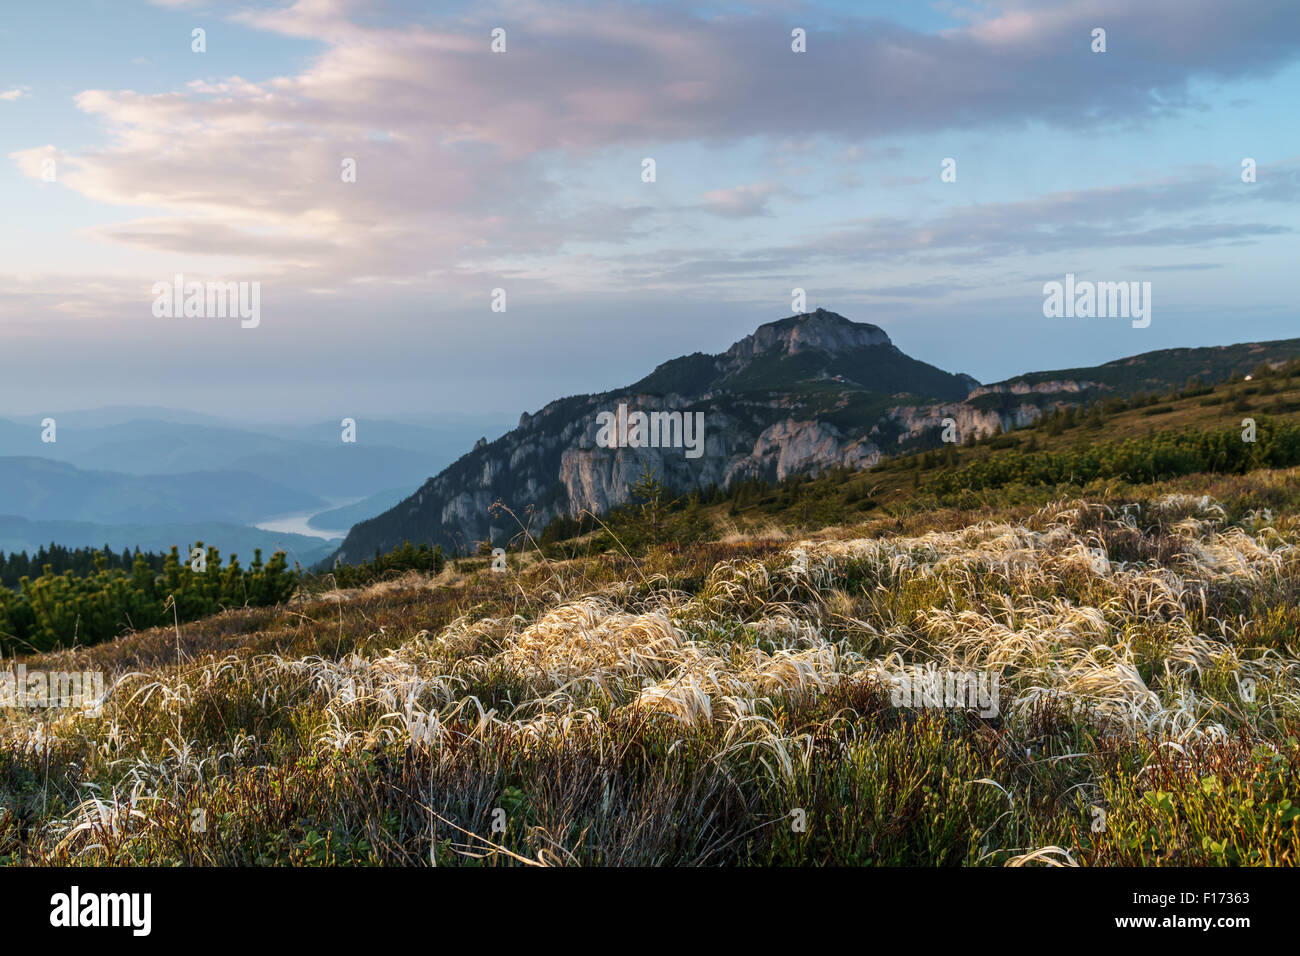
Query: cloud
[[8, 0, 1300, 295], [597, 164, 1300, 289], [0, 87, 30, 102], [701, 183, 781, 218]]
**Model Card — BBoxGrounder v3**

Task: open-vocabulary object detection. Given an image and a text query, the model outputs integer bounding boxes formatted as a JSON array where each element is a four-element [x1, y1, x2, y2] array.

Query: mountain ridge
[[330, 309, 975, 561], [0, 456, 324, 526], [331, 310, 1300, 562]]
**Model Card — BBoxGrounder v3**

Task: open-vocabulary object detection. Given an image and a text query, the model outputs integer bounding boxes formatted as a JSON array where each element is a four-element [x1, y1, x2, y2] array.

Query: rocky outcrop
[[887, 402, 1043, 444], [725, 420, 879, 483], [718, 312, 890, 374], [967, 379, 1098, 399]]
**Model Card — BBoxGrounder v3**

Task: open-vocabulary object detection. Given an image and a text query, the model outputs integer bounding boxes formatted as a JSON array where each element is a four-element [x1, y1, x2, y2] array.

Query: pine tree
[[630, 461, 670, 546]]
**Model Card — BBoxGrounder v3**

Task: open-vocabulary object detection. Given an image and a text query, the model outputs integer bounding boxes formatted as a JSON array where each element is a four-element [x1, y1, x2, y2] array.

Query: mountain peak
[[722, 308, 891, 370]]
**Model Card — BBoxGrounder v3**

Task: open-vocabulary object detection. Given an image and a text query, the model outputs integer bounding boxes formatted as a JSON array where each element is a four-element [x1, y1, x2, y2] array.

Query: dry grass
[[3, 478, 1298, 866]]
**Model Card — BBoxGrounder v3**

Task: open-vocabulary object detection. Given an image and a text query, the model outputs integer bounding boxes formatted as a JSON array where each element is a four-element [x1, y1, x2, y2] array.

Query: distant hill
[[0, 411, 511, 564], [930, 337, 1300, 441], [307, 486, 412, 533], [990, 339, 1300, 395], [12, 405, 230, 428], [0, 416, 511, 501], [0, 457, 324, 525]]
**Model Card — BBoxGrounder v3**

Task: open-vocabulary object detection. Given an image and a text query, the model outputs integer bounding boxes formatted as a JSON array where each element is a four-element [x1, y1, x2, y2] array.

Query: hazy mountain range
[[0, 411, 510, 562], [0, 415, 505, 497]]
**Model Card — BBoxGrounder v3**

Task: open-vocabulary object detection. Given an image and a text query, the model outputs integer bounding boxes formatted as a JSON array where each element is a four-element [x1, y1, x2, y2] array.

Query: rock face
[[967, 379, 1098, 399], [725, 420, 879, 483], [332, 309, 975, 560], [887, 402, 1041, 445]]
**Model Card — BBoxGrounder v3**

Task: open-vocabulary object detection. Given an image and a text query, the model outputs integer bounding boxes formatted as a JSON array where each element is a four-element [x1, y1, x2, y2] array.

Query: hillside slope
[[9, 463, 1300, 866]]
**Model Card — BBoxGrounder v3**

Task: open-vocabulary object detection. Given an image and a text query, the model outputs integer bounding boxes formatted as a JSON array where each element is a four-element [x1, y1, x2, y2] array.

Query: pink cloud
[[9, 0, 1299, 293]]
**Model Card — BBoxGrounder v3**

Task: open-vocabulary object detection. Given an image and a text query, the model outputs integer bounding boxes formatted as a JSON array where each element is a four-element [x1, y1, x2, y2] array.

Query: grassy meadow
[[3, 371, 1300, 866]]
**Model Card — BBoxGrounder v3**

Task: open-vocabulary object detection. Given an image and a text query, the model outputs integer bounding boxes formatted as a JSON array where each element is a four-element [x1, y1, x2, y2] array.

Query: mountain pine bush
[[0, 545, 296, 653]]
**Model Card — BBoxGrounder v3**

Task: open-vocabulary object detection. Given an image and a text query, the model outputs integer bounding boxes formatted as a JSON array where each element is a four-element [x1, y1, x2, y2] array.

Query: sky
[[1, 0, 1298, 423]]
